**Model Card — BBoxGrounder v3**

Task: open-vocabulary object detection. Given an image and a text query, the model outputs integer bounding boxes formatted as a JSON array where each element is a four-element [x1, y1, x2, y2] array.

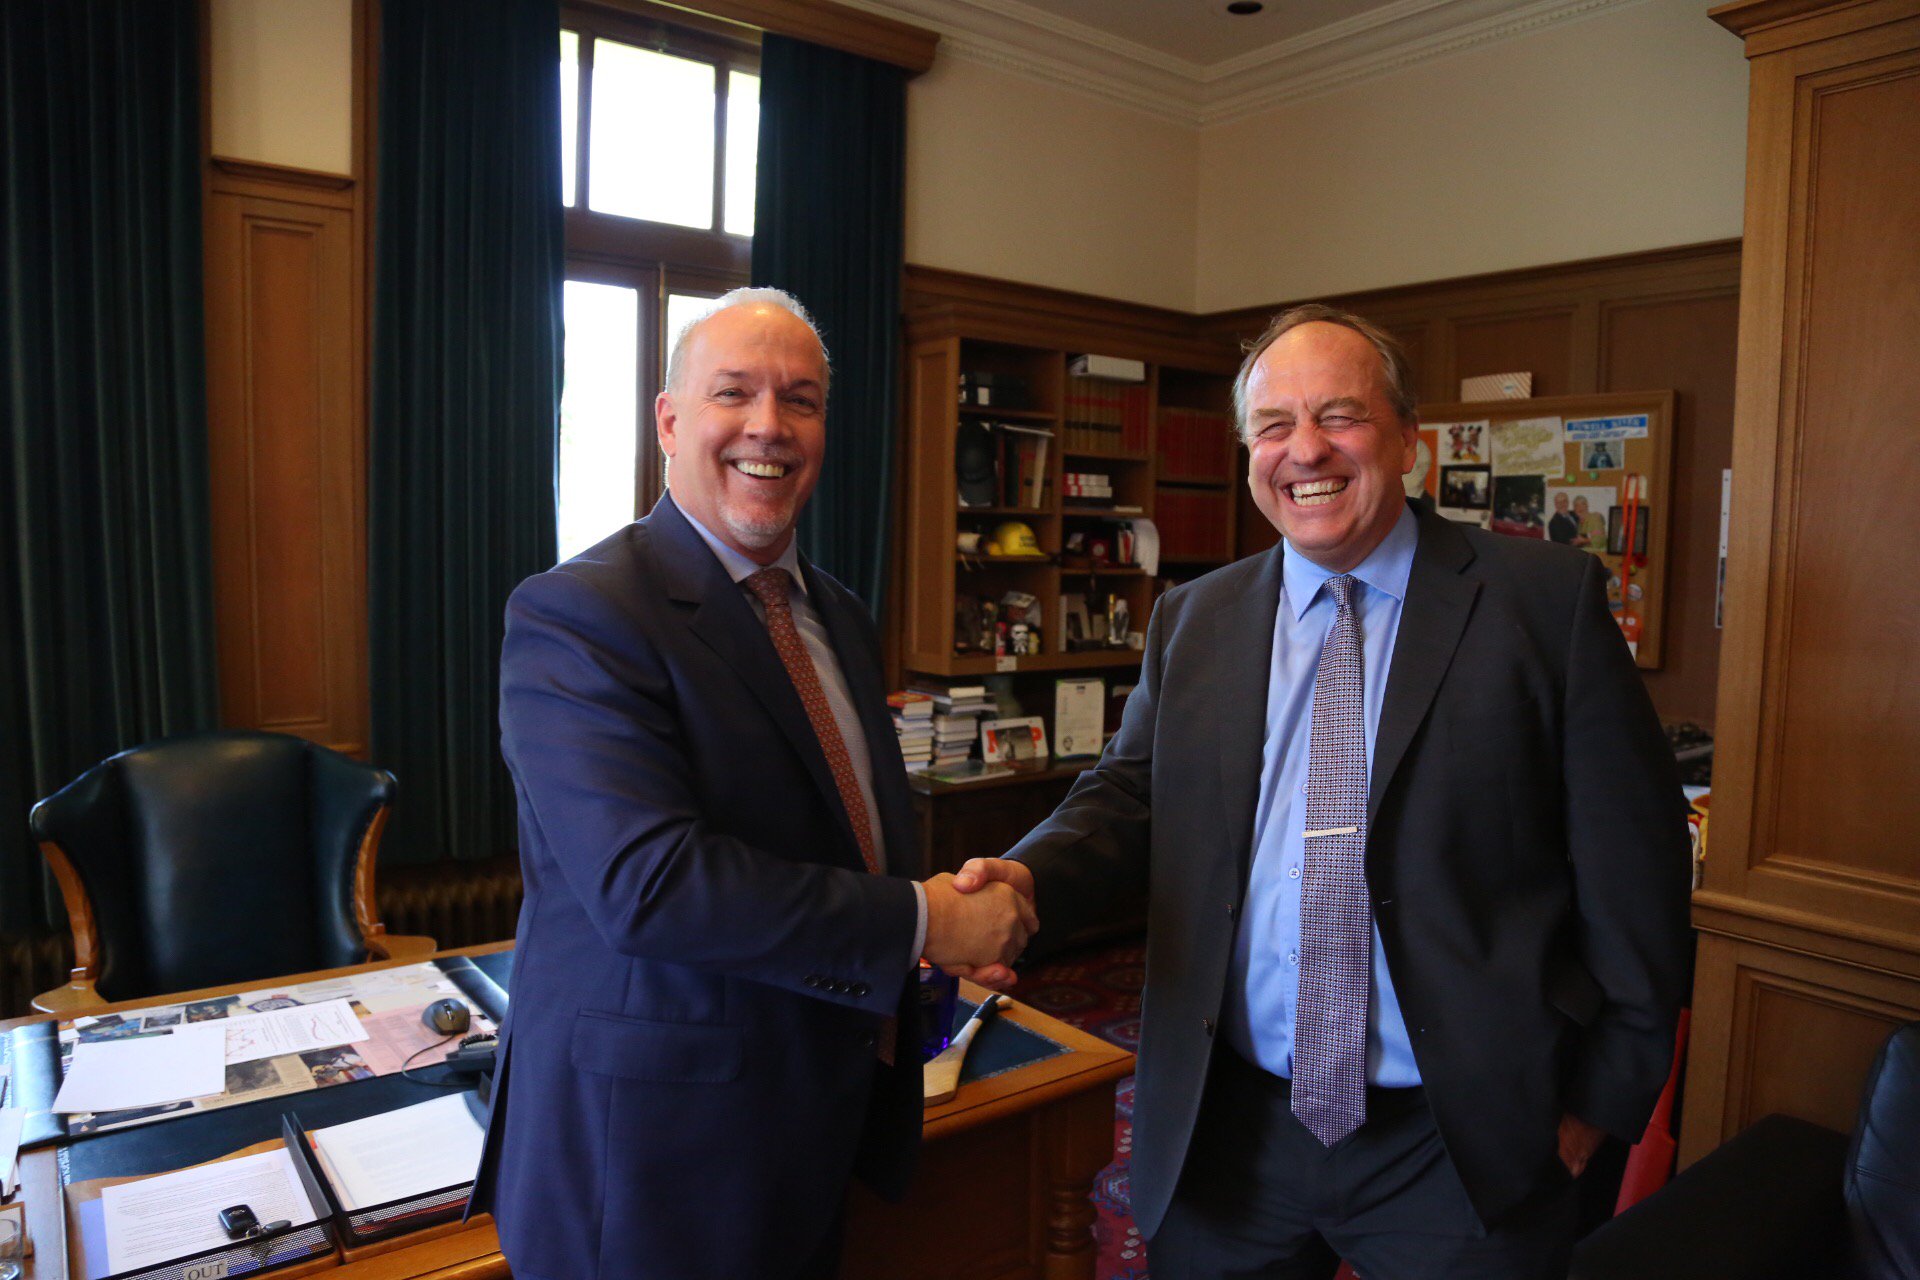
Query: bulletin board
[[1412, 390, 1676, 669]]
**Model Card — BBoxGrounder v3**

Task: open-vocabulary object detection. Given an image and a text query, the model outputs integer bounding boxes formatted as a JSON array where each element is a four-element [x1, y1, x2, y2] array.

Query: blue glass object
[[917, 963, 959, 1062]]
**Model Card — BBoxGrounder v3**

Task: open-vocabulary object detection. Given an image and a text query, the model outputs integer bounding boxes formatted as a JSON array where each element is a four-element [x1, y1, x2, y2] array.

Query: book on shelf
[[1156, 407, 1235, 482], [990, 422, 1053, 509], [1065, 376, 1150, 454], [1155, 489, 1233, 560], [887, 691, 934, 718]]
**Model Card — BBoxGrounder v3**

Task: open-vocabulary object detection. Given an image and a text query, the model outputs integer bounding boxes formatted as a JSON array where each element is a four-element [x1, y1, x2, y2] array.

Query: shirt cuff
[[910, 880, 928, 966]]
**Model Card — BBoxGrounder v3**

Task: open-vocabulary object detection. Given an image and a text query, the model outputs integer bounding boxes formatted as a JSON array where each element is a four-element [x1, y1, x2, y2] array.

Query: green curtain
[[0, 0, 218, 934], [751, 35, 907, 613], [370, 0, 563, 865]]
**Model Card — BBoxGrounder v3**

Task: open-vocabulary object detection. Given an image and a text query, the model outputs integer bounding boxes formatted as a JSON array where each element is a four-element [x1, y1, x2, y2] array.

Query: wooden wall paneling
[[904, 337, 960, 672], [1679, 931, 1920, 1163], [1679, 0, 1920, 1167], [1757, 48, 1920, 892], [1448, 306, 1580, 398], [1598, 289, 1741, 724], [1700, 15, 1920, 925], [204, 171, 367, 757]]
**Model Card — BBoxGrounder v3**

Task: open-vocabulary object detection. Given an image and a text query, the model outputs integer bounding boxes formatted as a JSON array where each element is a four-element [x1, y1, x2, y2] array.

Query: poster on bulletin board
[[1417, 390, 1676, 668]]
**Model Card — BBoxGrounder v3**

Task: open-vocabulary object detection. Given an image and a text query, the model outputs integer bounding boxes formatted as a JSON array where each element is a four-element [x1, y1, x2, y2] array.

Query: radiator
[[0, 932, 74, 1021], [376, 857, 524, 952]]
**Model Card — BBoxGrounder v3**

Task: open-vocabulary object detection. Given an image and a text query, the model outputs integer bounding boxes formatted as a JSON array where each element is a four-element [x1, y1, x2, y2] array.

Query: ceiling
[[842, 0, 1636, 124], [1003, 0, 1415, 69]]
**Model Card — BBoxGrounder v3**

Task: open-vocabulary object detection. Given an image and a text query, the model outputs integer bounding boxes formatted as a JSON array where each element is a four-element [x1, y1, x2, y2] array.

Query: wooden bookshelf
[[901, 308, 1240, 679]]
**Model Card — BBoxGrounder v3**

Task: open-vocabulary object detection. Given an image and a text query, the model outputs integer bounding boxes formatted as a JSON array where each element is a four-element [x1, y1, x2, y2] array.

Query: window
[[555, 7, 759, 560]]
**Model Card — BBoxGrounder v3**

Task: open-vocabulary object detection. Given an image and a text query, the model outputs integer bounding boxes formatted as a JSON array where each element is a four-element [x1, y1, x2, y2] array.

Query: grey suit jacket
[[1011, 500, 1691, 1233]]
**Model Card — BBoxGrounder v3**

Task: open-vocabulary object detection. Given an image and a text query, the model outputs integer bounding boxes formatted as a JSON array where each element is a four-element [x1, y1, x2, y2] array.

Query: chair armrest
[[1571, 1114, 1848, 1280], [367, 932, 439, 962], [33, 975, 107, 1015]]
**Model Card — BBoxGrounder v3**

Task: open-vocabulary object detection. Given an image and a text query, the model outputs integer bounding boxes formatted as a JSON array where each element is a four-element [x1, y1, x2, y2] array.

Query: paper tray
[[282, 1111, 476, 1258], [63, 1130, 337, 1280]]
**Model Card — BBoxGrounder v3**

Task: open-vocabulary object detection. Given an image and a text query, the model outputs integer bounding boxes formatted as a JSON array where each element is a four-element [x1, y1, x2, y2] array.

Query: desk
[[8, 942, 1132, 1280]]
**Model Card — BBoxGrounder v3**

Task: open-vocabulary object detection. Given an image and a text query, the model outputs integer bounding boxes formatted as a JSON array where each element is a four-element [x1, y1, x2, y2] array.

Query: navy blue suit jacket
[[469, 495, 924, 1280]]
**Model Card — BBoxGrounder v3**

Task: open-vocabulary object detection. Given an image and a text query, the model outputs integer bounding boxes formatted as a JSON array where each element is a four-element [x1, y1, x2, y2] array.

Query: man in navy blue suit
[[470, 289, 1037, 1280]]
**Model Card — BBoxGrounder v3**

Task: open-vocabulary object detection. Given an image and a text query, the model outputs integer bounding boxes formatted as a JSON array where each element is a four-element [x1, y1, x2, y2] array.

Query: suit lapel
[[1215, 546, 1285, 888], [1369, 507, 1480, 821], [651, 497, 865, 868]]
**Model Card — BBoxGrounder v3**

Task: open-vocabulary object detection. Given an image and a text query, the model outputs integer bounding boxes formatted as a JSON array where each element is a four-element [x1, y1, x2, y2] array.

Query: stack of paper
[[100, 1149, 318, 1274], [309, 1094, 484, 1211]]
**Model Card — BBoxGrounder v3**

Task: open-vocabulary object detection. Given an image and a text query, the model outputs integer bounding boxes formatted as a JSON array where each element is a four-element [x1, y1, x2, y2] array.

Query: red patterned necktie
[[744, 567, 895, 1065]]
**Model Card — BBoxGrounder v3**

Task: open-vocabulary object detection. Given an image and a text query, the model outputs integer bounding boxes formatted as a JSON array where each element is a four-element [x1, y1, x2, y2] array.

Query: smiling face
[[1242, 322, 1418, 573], [656, 303, 827, 563]]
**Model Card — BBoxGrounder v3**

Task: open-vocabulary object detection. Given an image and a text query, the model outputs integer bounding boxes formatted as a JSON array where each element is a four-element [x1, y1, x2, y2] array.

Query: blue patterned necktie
[[1292, 573, 1371, 1146]]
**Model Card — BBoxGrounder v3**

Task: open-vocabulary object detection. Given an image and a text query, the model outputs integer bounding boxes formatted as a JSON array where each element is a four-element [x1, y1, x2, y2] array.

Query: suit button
[[852, 982, 872, 997], [805, 975, 822, 988], [1201, 1017, 1214, 1036], [834, 980, 851, 994], [1226, 901, 1237, 919], [859, 1033, 877, 1051]]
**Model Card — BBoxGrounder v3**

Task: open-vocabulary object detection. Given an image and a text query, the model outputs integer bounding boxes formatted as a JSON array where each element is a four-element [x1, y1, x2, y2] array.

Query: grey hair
[[1230, 303, 1417, 441], [663, 286, 831, 395]]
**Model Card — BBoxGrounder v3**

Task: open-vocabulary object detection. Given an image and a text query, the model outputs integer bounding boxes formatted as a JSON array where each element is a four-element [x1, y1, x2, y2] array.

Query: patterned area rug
[[1018, 940, 1149, 1280]]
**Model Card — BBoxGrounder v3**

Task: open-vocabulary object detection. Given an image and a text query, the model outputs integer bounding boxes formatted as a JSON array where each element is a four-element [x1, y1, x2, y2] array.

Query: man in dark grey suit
[[952, 306, 1690, 1277]]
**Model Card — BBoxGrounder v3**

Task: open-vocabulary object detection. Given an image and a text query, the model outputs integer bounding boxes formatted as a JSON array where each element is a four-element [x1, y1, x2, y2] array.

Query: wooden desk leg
[[1039, 1087, 1119, 1280]]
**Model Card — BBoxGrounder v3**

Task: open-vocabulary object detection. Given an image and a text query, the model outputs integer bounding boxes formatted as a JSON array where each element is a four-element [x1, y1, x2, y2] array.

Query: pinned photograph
[[1547, 485, 1614, 552], [1441, 421, 1488, 464], [1403, 429, 1439, 500], [1491, 417, 1564, 478], [1440, 465, 1491, 509], [1608, 503, 1652, 556], [1580, 439, 1622, 471], [1492, 475, 1547, 538]]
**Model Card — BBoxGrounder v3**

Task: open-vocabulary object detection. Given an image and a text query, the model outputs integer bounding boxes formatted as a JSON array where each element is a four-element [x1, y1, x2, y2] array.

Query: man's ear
[[1400, 418, 1420, 475], [655, 390, 678, 458]]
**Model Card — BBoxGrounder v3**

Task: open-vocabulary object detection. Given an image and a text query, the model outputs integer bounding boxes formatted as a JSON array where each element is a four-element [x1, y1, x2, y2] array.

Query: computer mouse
[[423, 998, 471, 1035]]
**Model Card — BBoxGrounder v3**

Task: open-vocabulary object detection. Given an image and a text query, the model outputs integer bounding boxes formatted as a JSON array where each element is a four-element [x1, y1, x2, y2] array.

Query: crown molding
[[843, 0, 1656, 125]]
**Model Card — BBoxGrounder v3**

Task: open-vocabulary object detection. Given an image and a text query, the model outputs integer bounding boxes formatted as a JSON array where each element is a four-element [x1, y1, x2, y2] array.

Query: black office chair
[[1571, 1019, 1920, 1280], [29, 731, 436, 1013]]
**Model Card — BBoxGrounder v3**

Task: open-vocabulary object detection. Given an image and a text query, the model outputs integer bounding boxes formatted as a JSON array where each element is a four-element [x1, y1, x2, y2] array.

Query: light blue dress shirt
[[679, 506, 928, 961], [1223, 502, 1422, 1087]]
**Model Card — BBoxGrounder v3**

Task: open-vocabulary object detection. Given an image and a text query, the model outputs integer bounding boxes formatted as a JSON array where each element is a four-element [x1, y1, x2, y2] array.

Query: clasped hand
[[920, 858, 1037, 992]]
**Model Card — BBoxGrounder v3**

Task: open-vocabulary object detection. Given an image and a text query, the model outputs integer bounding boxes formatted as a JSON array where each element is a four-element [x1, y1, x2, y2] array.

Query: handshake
[[920, 859, 1036, 993]]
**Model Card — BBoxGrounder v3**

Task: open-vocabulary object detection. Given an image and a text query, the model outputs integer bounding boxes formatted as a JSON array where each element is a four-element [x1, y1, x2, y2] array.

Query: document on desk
[[0, 1105, 23, 1189], [222, 999, 368, 1065], [309, 1093, 484, 1209], [100, 1148, 317, 1274], [51, 1023, 226, 1113]]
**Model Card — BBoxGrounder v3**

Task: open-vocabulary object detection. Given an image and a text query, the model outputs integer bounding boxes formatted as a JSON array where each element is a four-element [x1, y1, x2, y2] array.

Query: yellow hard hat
[[986, 520, 1044, 557]]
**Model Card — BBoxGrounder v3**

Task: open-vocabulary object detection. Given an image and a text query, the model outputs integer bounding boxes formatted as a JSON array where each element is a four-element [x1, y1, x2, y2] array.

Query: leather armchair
[[1571, 1020, 1920, 1280], [29, 731, 436, 1013]]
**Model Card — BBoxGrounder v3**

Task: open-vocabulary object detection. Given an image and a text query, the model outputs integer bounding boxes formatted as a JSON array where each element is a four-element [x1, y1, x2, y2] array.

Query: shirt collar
[[1281, 500, 1418, 622], [678, 504, 808, 597]]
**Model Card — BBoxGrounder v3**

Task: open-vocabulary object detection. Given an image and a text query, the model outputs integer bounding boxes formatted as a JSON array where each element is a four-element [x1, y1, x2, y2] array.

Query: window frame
[[560, 1, 760, 519]]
